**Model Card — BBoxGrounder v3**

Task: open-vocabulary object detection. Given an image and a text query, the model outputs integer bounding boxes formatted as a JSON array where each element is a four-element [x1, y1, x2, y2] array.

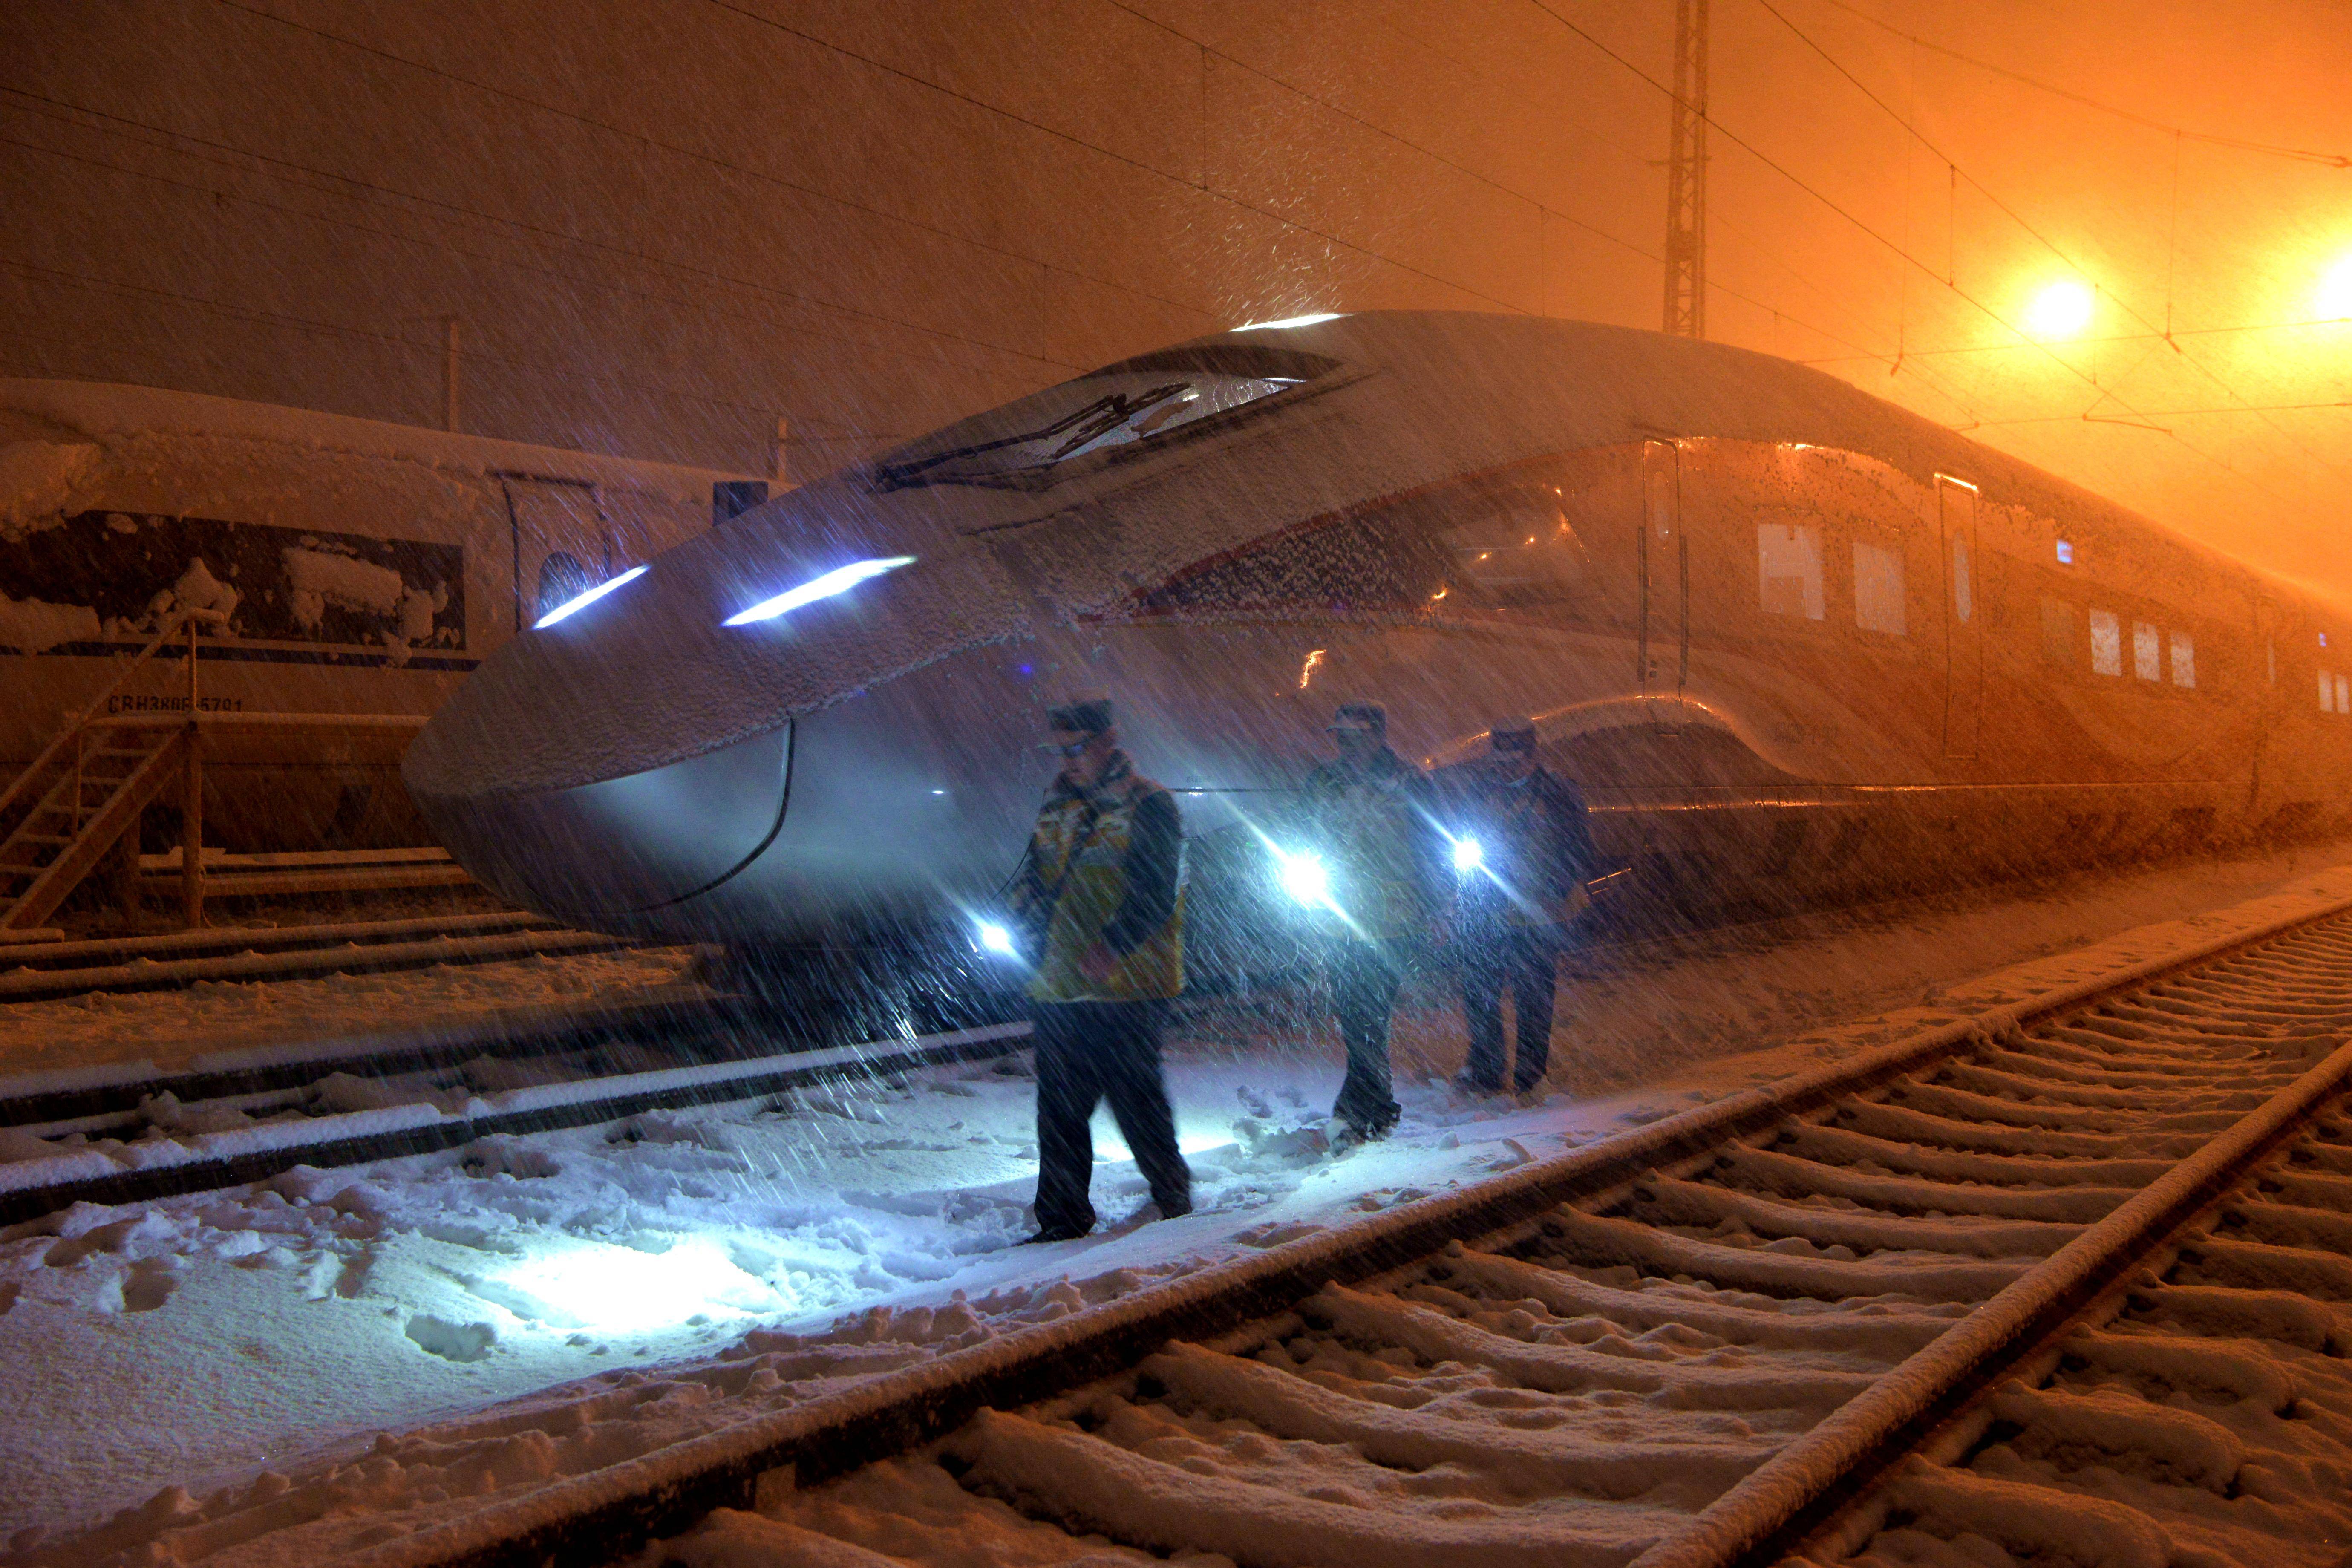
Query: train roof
[[0, 377, 759, 538], [1123, 311, 2297, 600]]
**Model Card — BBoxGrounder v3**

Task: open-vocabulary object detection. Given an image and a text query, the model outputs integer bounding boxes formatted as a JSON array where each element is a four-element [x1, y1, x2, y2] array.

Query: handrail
[[0, 607, 228, 823]]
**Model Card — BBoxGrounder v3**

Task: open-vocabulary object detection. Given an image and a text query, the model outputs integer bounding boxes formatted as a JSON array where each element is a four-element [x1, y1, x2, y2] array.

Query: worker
[[1003, 694, 1192, 1244], [1441, 716, 1597, 1097], [1302, 701, 1448, 1142]]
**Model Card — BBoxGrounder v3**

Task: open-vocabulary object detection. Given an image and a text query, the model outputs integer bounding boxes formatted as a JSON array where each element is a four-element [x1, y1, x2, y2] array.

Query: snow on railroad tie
[[18, 869, 2352, 1564]]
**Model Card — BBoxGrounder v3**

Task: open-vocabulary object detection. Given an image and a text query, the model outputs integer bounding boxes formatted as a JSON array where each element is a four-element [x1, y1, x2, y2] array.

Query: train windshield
[[873, 344, 1340, 492]]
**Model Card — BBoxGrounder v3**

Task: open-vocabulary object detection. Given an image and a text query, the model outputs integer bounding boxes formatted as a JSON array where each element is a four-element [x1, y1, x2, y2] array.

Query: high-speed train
[[404, 311, 2352, 978], [0, 378, 761, 850]]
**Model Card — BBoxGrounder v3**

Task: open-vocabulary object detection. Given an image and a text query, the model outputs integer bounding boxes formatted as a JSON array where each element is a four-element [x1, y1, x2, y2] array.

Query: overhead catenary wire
[[1085, 0, 1986, 415], [1518, 0, 2325, 513], [0, 88, 1084, 382], [1748, 0, 2352, 492], [14, 2, 1963, 455], [1806, 0, 2352, 170], [0, 257, 832, 433]]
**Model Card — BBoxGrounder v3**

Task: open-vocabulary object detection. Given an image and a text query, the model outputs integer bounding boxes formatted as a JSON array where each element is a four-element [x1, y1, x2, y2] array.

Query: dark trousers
[[1329, 940, 1404, 1134], [1460, 926, 1559, 1093], [1032, 1000, 1190, 1235]]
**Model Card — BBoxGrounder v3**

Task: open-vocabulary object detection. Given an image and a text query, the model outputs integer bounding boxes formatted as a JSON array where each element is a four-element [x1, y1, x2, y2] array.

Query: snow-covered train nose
[[413, 723, 790, 923]]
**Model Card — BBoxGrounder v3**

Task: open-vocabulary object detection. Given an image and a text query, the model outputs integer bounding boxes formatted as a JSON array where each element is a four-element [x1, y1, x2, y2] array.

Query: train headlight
[[1452, 835, 1483, 873], [1274, 848, 1331, 907], [976, 920, 1018, 958], [724, 556, 916, 627], [533, 564, 648, 629]]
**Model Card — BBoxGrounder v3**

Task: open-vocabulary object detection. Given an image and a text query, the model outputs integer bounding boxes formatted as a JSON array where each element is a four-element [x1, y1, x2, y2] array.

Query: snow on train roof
[[0, 377, 756, 539]]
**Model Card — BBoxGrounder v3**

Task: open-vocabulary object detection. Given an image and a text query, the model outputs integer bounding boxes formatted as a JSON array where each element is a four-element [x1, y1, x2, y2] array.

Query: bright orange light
[[2022, 280, 2095, 340], [2319, 256, 2352, 320]]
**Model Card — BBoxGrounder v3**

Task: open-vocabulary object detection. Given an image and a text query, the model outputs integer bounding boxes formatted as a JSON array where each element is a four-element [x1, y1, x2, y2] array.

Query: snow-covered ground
[[6, 844, 2352, 1562]]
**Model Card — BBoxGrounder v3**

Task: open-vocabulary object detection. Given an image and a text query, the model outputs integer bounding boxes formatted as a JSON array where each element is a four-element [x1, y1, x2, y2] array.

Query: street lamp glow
[[1451, 835, 1484, 873], [2022, 280, 2095, 340], [976, 920, 1017, 957], [2319, 256, 2352, 321]]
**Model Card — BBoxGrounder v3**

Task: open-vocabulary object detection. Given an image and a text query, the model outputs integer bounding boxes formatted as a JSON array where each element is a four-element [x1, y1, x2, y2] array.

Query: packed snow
[[6, 847, 2352, 1562]]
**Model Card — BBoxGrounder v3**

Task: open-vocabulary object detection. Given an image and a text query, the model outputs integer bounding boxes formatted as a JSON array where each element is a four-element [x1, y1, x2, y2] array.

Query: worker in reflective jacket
[[1302, 701, 1448, 1141], [1004, 694, 1190, 1244], [1439, 716, 1597, 1098]]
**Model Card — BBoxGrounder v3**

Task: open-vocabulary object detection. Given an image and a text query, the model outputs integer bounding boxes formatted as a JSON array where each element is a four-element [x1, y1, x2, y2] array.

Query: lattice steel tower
[[1663, 0, 1709, 338]]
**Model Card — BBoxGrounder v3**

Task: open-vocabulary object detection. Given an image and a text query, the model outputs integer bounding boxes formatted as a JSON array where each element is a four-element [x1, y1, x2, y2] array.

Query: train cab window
[[2339, 674, 2349, 714], [2040, 597, 2077, 667], [1756, 522, 1824, 620], [1951, 534, 1974, 623], [2133, 621, 2162, 681], [1853, 539, 1906, 635], [535, 552, 598, 624], [2324, 670, 2338, 713], [1435, 490, 1592, 608], [2090, 608, 2123, 676], [874, 344, 1340, 492], [2170, 630, 2196, 689]]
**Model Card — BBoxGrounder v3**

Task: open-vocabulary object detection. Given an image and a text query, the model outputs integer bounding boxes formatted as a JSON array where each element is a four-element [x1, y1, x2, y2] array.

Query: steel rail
[[0, 925, 646, 1005], [0, 909, 559, 971], [324, 891, 2352, 1568], [1631, 1035, 2352, 1568], [0, 1016, 1032, 1227], [0, 987, 751, 1129]]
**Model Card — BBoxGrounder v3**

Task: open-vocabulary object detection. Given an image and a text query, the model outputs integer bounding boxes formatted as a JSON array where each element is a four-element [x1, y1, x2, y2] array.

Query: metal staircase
[[0, 611, 216, 935]]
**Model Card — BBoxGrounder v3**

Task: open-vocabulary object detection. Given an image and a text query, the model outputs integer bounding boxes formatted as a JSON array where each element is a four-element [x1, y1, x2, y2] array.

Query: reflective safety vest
[[1011, 761, 1185, 1003]]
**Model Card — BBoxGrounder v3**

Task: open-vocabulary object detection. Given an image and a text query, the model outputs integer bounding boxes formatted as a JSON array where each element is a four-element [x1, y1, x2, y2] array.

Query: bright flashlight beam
[[977, 920, 1017, 957], [1274, 848, 1331, 906], [1452, 836, 1483, 873], [533, 564, 647, 629], [723, 556, 916, 627], [2320, 257, 2352, 321], [2022, 280, 2095, 340]]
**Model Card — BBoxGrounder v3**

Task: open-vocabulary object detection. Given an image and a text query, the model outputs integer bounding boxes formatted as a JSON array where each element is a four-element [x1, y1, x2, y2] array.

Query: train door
[[2252, 595, 2285, 816], [1937, 476, 1982, 759], [501, 474, 612, 633], [1641, 440, 1687, 729]]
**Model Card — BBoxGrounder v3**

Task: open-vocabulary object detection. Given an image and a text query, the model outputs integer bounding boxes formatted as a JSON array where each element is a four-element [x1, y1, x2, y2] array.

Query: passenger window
[[1435, 491, 1592, 608], [2322, 669, 2335, 712], [2090, 608, 2123, 676], [1757, 522, 1824, 620], [2339, 674, 2348, 714], [1852, 539, 1905, 635], [2170, 630, 2196, 689], [2133, 621, 2161, 681], [2040, 597, 2077, 667]]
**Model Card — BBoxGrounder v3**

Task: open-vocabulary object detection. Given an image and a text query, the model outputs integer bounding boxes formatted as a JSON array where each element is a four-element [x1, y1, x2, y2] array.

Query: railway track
[[0, 996, 1032, 1226], [296, 893, 2352, 1568], [0, 911, 652, 1004]]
